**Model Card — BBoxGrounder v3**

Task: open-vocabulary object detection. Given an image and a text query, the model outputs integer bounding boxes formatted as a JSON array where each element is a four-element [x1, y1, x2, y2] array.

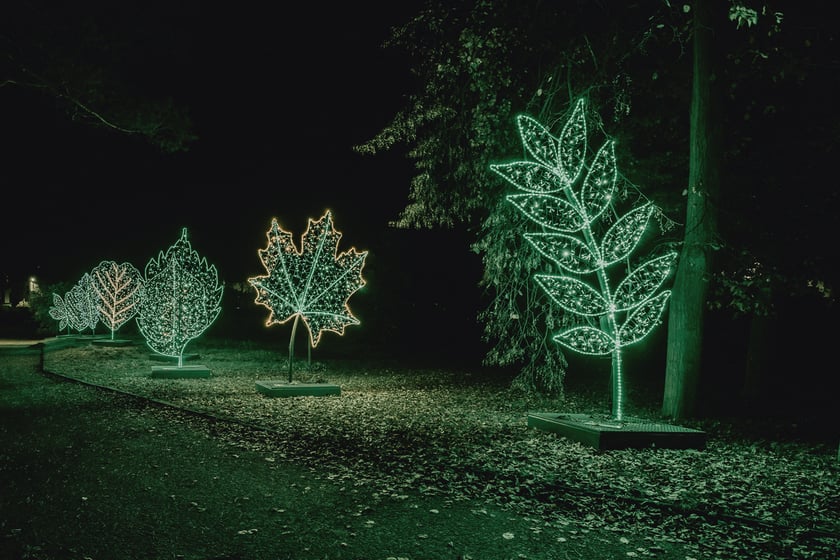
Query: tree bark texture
[[662, 0, 721, 419]]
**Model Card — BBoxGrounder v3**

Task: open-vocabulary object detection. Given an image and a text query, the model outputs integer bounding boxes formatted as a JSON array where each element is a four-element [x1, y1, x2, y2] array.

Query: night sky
[[2, 2, 436, 285]]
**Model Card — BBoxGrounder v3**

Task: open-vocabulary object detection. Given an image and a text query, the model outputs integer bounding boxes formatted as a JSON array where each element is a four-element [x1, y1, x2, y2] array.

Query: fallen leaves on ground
[[44, 340, 840, 559]]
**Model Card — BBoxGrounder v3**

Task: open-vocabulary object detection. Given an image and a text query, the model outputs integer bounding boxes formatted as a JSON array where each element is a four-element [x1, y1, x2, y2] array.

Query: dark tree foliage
[[357, 0, 690, 394], [1, 1, 196, 153], [363, 0, 838, 402], [710, 2, 839, 316]]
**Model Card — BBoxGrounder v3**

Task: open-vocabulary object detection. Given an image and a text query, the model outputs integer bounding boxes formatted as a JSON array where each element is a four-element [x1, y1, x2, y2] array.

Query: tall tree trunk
[[662, 0, 721, 419]]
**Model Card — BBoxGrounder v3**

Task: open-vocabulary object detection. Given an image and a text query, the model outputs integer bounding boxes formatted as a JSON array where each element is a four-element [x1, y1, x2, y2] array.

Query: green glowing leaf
[[64, 273, 98, 334], [90, 260, 144, 340], [249, 210, 367, 347], [137, 228, 224, 364], [534, 275, 607, 316], [613, 252, 678, 313], [48, 293, 70, 333], [578, 140, 616, 222], [515, 98, 587, 186], [489, 161, 567, 193], [507, 194, 584, 232], [558, 98, 587, 185], [554, 325, 614, 356], [618, 290, 671, 346], [494, 98, 676, 421], [524, 232, 597, 273], [516, 114, 559, 169], [600, 203, 654, 265]]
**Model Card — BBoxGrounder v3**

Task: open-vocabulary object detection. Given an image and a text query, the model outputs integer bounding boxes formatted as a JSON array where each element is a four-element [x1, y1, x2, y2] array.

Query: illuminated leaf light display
[[249, 211, 367, 381], [491, 98, 677, 421], [52, 273, 100, 335], [90, 260, 145, 340], [48, 292, 74, 335], [137, 228, 224, 367]]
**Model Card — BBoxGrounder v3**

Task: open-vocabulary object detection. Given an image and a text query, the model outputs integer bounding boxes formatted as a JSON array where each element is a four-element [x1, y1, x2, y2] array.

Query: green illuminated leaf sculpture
[[249, 211, 367, 382], [48, 293, 73, 335], [137, 228, 224, 367], [58, 273, 99, 335], [90, 260, 145, 340], [491, 98, 677, 421]]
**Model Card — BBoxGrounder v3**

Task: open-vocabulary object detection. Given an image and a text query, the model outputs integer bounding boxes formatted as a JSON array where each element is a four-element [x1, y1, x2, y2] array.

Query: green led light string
[[491, 98, 676, 421]]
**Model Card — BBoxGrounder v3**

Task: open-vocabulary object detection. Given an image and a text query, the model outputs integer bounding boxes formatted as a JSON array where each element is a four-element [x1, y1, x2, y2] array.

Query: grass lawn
[[1, 337, 838, 559]]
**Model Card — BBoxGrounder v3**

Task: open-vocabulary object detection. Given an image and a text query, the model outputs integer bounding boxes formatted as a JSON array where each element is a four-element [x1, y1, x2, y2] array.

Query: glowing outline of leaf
[[91, 260, 144, 339], [577, 139, 617, 223], [516, 114, 559, 169], [613, 252, 678, 313], [65, 274, 98, 334], [618, 291, 672, 347], [249, 210, 367, 347], [554, 325, 614, 356], [138, 228, 223, 360], [48, 293, 69, 332], [558, 98, 587, 185], [600, 203, 654, 265], [534, 274, 608, 316], [524, 232, 598, 274], [490, 161, 567, 193], [507, 193, 584, 232]]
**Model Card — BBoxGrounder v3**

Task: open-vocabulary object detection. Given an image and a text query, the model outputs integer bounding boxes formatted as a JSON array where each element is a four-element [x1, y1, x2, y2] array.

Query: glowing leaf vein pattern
[[249, 210, 367, 348], [91, 260, 144, 340], [137, 228, 223, 367]]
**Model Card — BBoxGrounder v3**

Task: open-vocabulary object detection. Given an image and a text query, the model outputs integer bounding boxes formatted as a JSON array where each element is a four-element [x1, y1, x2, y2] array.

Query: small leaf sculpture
[[491, 98, 677, 421], [90, 260, 145, 340], [249, 210, 367, 381], [62, 273, 99, 335], [137, 228, 224, 367], [48, 293, 72, 335]]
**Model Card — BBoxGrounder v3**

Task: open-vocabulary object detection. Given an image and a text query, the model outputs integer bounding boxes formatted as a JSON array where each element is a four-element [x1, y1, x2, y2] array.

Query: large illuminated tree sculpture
[[137, 228, 224, 367], [491, 98, 677, 421], [91, 260, 144, 340], [249, 211, 367, 382]]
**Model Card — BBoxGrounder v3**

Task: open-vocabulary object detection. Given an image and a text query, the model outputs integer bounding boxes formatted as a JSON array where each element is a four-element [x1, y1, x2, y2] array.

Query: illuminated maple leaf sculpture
[[137, 228, 224, 367], [491, 98, 677, 421], [91, 260, 145, 340], [249, 210, 367, 382]]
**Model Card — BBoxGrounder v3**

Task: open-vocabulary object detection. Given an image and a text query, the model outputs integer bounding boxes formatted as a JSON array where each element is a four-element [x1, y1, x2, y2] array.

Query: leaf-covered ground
[[32, 338, 840, 558]]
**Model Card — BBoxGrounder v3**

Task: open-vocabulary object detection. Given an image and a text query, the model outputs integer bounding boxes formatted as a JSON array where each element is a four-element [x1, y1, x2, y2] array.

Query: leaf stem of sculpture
[[288, 314, 300, 382]]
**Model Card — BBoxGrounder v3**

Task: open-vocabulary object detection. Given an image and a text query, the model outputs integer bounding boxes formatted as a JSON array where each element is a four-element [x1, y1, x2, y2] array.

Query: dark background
[[1, 1, 487, 359], [3, 2, 422, 275], [2, 3, 838, 410]]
